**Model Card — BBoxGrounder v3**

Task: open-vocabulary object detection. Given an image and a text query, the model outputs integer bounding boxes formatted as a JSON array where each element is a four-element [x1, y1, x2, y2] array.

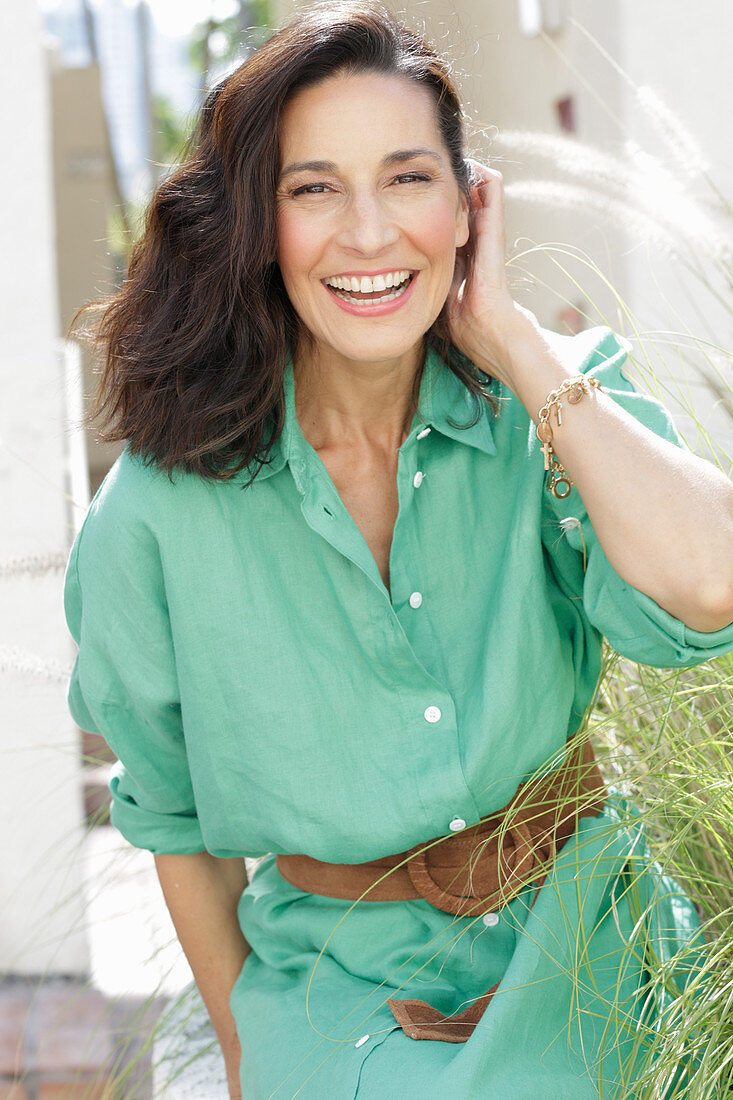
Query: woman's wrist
[[225, 1046, 242, 1099], [473, 306, 574, 408]]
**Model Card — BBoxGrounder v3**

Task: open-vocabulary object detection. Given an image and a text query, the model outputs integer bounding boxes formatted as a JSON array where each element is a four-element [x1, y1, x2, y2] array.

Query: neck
[[292, 342, 425, 454]]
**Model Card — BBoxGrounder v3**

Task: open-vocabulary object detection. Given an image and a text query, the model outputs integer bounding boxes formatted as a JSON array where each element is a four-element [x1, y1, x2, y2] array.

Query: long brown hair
[[70, 0, 497, 487]]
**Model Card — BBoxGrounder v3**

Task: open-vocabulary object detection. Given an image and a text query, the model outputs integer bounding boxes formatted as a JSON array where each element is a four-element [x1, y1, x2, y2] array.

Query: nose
[[335, 189, 400, 256]]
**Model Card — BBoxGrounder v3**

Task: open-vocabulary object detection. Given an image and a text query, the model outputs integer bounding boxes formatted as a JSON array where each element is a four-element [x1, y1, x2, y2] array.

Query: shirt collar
[[251, 345, 497, 483]]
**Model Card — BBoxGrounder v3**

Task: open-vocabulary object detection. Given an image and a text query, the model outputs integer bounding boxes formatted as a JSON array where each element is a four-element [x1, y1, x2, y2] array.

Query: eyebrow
[[279, 147, 443, 179]]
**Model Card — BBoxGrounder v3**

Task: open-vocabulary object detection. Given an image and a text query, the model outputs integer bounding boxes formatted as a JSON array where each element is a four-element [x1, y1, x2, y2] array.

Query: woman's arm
[[448, 164, 733, 633], [491, 312, 733, 632], [154, 851, 251, 1099]]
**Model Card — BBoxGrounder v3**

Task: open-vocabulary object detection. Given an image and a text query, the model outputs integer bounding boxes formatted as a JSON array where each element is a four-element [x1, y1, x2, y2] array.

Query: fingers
[[465, 158, 502, 185], [453, 160, 508, 308], [465, 159, 504, 214]]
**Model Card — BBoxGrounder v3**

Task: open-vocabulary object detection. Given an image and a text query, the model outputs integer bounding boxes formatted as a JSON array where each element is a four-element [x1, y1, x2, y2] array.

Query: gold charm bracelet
[[536, 374, 604, 499]]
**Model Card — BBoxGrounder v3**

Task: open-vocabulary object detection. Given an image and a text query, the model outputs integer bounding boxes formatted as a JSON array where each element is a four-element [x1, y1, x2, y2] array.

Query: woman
[[64, 2, 733, 1097]]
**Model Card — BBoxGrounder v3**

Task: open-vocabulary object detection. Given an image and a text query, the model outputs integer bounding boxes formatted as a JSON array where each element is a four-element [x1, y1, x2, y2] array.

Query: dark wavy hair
[[69, 0, 498, 486]]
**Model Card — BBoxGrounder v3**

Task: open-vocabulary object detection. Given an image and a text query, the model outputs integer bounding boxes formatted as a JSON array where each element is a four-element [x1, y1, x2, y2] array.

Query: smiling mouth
[[322, 271, 416, 305]]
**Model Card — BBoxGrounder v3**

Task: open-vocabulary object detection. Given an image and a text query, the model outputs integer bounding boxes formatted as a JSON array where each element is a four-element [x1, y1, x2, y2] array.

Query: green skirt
[[230, 796, 704, 1098]]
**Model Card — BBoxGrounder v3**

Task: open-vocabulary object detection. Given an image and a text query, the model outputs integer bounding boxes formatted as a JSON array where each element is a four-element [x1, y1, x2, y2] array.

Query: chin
[[313, 317, 437, 362], [334, 337, 425, 364]]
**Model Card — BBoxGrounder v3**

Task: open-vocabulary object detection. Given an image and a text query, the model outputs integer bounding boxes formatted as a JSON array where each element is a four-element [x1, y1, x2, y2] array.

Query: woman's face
[[276, 70, 470, 368]]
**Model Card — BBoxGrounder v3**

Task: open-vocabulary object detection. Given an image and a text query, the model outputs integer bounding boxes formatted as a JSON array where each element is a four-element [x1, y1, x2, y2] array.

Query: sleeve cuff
[[632, 586, 733, 660], [586, 567, 733, 667], [108, 763, 207, 856]]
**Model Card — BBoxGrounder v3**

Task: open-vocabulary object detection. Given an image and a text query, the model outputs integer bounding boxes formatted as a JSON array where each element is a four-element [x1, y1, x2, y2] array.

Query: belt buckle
[[405, 813, 551, 917]]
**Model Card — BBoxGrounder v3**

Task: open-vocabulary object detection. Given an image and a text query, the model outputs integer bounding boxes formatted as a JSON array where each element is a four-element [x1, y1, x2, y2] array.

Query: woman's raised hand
[[446, 160, 540, 385]]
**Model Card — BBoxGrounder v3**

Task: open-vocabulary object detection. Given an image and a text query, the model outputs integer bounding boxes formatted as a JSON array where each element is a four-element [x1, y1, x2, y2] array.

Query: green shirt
[[63, 326, 733, 1098]]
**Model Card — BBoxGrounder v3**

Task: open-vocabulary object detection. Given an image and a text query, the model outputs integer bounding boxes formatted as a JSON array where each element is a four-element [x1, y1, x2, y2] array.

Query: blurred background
[[2, 1, 732, 1096]]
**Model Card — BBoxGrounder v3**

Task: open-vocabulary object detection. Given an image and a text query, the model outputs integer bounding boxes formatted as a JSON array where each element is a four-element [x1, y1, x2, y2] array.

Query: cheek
[[276, 210, 319, 283], [407, 199, 463, 265]]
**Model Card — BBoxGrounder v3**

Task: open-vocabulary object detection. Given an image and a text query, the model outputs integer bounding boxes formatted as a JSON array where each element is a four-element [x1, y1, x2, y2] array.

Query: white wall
[[0, 0, 90, 976], [619, 0, 733, 455]]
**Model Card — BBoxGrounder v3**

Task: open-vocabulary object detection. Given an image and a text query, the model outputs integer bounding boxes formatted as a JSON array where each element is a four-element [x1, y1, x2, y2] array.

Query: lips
[[321, 270, 420, 317], [324, 272, 415, 305]]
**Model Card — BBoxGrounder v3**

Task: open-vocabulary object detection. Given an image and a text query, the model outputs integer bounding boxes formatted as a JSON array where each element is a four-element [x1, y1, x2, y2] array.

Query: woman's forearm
[[153, 851, 251, 1092], [490, 313, 733, 632]]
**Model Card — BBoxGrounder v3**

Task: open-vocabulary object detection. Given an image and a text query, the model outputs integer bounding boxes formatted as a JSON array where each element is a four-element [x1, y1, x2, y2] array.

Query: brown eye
[[393, 173, 432, 185], [291, 183, 332, 196]]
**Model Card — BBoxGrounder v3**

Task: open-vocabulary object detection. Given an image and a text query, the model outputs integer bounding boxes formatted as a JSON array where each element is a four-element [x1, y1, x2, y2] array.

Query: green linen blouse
[[63, 326, 733, 1098]]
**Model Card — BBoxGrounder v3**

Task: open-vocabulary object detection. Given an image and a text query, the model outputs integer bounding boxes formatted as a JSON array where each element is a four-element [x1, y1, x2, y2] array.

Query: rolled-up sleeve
[[63, 480, 206, 855], [542, 327, 733, 668]]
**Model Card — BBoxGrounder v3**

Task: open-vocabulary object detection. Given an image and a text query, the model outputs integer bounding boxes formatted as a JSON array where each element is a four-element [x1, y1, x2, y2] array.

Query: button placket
[[398, 442, 425, 615], [387, 437, 422, 610], [374, 418, 483, 836]]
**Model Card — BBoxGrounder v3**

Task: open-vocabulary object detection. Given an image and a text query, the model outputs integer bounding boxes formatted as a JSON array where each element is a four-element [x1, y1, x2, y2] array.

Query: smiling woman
[[276, 75, 468, 353], [274, 68, 472, 484], [64, 1, 733, 1098]]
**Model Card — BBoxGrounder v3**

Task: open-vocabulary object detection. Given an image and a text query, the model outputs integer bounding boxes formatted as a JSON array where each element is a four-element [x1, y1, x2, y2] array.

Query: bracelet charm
[[535, 374, 603, 498]]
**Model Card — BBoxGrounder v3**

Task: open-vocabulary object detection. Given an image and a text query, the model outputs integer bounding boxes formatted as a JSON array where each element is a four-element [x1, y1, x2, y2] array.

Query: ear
[[455, 193, 470, 249]]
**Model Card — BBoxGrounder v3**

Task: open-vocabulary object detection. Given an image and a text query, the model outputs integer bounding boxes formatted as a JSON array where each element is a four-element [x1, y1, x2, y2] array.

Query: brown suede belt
[[276, 733, 608, 1043]]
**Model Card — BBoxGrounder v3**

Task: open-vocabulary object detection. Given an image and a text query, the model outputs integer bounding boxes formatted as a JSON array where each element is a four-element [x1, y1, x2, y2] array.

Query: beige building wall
[[49, 55, 125, 493], [428, 1, 627, 328]]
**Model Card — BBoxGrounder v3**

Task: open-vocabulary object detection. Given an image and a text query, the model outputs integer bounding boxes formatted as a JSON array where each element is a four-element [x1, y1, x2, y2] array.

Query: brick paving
[[0, 975, 165, 1100]]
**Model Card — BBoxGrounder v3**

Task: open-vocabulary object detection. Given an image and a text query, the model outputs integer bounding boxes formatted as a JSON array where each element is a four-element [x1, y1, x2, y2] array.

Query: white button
[[424, 706, 441, 723], [482, 911, 500, 927], [409, 591, 423, 608], [449, 817, 467, 832], [413, 470, 424, 488], [416, 426, 431, 439], [355, 1034, 370, 1048]]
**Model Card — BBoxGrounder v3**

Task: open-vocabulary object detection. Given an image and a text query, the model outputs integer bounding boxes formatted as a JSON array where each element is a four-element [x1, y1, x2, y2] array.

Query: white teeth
[[326, 275, 413, 306], [324, 269, 414, 292]]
